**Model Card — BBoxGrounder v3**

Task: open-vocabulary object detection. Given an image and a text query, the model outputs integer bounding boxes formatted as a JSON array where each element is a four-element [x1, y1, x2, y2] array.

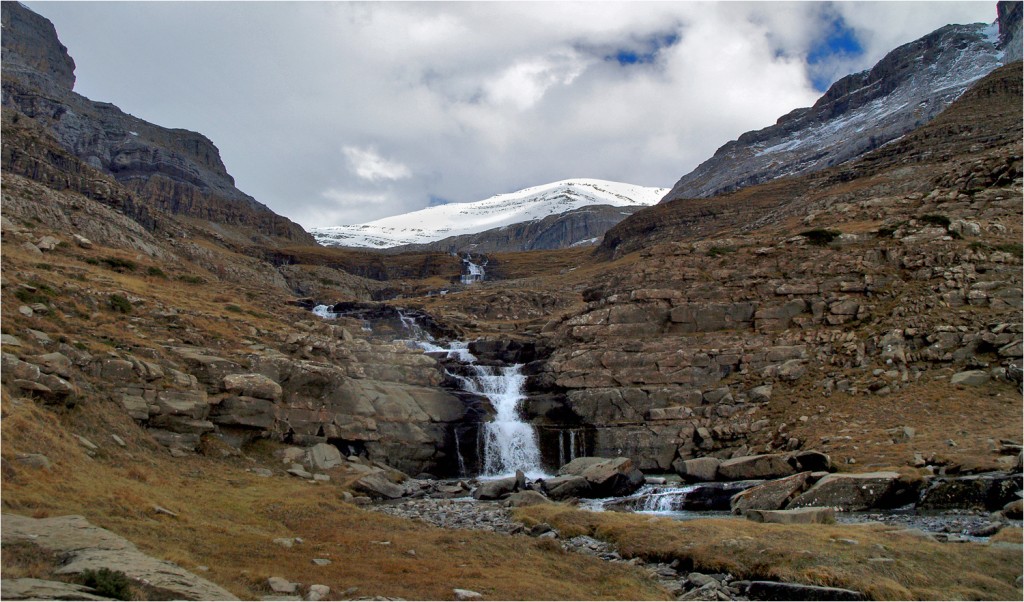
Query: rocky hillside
[[525, 62, 1022, 472], [0, 2, 313, 246], [661, 6, 1018, 204]]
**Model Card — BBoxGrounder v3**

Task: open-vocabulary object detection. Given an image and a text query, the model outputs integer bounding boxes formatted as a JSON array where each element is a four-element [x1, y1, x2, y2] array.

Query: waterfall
[[460, 255, 486, 285], [312, 304, 339, 319], [419, 340, 543, 478]]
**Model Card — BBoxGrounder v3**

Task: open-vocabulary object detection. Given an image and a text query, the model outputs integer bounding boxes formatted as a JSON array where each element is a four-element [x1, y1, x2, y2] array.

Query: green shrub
[[34, 263, 54, 271], [178, 275, 205, 285], [109, 294, 132, 314], [101, 257, 137, 272], [799, 229, 841, 246], [146, 266, 167, 278], [706, 246, 735, 257], [920, 214, 951, 228], [79, 568, 133, 601], [225, 304, 243, 313]]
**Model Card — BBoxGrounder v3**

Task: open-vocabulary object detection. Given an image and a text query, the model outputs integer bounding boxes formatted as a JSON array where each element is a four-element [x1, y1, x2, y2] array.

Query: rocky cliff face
[[547, 63, 1022, 470], [0, 2, 314, 245], [390, 205, 645, 254], [661, 16, 1010, 204]]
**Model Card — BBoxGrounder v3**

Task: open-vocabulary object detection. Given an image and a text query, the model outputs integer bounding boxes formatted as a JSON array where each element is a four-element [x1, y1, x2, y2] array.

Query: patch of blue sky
[[807, 13, 865, 91], [605, 31, 681, 66], [428, 195, 451, 207]]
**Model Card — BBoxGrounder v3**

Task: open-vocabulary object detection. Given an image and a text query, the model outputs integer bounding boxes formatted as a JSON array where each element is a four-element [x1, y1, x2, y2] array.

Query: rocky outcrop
[[661, 18, 1006, 204], [0, 2, 313, 246], [1, 514, 238, 600]]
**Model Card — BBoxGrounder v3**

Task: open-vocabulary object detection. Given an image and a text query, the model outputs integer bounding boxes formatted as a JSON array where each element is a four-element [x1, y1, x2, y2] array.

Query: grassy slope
[[517, 505, 1022, 601]]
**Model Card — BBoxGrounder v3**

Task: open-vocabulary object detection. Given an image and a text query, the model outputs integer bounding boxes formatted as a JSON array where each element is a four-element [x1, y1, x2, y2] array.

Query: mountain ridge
[[312, 178, 667, 250], [0, 1, 314, 246], [661, 8, 1018, 204]]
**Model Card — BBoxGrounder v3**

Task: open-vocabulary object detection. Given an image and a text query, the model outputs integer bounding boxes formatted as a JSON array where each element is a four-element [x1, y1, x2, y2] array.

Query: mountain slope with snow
[[312, 179, 668, 249], [662, 19, 1011, 203]]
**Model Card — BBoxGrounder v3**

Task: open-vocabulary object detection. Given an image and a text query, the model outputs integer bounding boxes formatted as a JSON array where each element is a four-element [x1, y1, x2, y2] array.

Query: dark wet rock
[[472, 477, 518, 501], [918, 472, 1023, 511]]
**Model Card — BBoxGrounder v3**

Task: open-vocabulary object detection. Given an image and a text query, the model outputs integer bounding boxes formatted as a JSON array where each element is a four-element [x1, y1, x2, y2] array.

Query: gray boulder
[[673, 457, 721, 482], [473, 477, 518, 501], [557, 456, 644, 497], [538, 475, 592, 500], [731, 472, 813, 513], [351, 470, 406, 500], [306, 443, 343, 470], [918, 472, 1022, 511], [222, 373, 282, 401], [1, 514, 238, 600], [717, 454, 796, 481], [744, 507, 835, 525], [788, 472, 921, 511]]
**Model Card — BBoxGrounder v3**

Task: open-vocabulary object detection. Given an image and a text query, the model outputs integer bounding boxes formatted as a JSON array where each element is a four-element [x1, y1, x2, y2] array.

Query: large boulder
[[350, 470, 406, 500], [717, 454, 796, 481], [788, 472, 921, 511], [537, 475, 592, 500], [744, 507, 835, 525], [307, 443, 343, 470], [222, 373, 282, 401], [787, 450, 833, 472], [918, 472, 1022, 511], [557, 456, 644, 497], [673, 457, 721, 482], [473, 477, 518, 501], [1, 514, 238, 600], [731, 472, 813, 513]]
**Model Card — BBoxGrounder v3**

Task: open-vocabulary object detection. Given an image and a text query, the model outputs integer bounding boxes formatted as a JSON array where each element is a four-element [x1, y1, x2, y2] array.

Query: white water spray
[[461, 256, 485, 285]]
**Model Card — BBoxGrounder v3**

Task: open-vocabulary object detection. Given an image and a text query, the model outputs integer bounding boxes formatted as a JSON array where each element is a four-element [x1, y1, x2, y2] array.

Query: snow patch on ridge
[[312, 179, 668, 249]]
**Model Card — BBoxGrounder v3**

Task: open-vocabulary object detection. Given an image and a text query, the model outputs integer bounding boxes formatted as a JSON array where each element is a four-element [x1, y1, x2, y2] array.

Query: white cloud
[[25, 1, 997, 229], [342, 146, 412, 182]]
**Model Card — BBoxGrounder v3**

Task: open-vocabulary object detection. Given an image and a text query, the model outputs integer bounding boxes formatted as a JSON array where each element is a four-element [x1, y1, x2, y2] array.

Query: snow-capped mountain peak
[[311, 178, 668, 249]]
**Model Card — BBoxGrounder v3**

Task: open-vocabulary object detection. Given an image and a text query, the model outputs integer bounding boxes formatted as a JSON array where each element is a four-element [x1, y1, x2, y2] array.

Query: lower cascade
[[422, 340, 544, 478]]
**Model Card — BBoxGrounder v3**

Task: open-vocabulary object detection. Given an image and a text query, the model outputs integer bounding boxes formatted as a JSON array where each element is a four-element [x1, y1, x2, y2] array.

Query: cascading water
[[460, 255, 486, 285], [417, 341, 543, 478], [313, 304, 545, 478]]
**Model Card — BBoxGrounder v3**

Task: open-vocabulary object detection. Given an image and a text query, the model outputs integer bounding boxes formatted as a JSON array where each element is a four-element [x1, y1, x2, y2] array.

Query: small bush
[[920, 214, 951, 228], [101, 257, 137, 272], [84, 258, 100, 265], [706, 246, 735, 257], [79, 568, 133, 601], [109, 294, 132, 314], [34, 263, 54, 271], [995, 243, 1023, 256], [178, 275, 205, 285], [225, 304, 243, 313], [800, 228, 841, 246], [146, 266, 167, 278]]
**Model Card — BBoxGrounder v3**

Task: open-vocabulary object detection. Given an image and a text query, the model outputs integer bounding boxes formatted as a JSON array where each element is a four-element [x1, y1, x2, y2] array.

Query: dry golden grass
[[1, 397, 667, 601], [516, 505, 1023, 601], [760, 377, 1024, 472]]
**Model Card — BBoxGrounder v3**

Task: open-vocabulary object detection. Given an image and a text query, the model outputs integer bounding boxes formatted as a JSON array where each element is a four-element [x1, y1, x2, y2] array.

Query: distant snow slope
[[312, 179, 669, 249]]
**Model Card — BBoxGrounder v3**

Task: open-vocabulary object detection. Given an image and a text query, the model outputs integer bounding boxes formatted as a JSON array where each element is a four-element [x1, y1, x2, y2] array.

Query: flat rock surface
[[1, 514, 238, 601], [0, 578, 111, 601]]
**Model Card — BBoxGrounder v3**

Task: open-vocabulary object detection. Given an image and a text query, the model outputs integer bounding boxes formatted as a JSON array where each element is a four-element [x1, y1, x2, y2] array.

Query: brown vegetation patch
[[516, 505, 1023, 601]]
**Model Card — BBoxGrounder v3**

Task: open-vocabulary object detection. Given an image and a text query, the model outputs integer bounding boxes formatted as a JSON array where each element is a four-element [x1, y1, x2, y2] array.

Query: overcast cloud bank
[[27, 1, 996, 228]]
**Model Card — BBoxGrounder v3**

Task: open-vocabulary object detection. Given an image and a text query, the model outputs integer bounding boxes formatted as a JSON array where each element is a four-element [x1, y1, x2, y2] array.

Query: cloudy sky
[[27, 1, 996, 229]]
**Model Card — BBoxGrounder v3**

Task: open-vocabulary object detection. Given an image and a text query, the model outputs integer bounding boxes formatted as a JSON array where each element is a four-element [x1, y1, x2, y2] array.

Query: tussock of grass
[[515, 505, 1022, 601]]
